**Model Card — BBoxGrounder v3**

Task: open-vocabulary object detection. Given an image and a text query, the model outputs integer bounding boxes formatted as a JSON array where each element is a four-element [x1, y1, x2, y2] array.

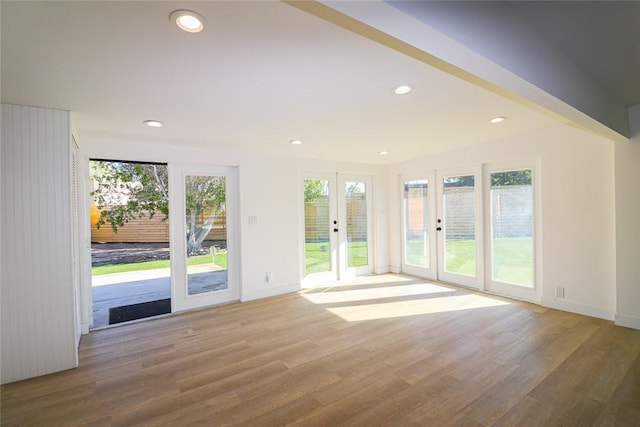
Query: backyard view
[[490, 169, 534, 286], [304, 241, 368, 274], [403, 169, 534, 287], [92, 251, 227, 276], [404, 237, 533, 284], [303, 179, 369, 275], [90, 161, 229, 328]]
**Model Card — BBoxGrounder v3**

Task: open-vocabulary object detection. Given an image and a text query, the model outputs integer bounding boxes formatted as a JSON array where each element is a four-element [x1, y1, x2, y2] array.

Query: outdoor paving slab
[[92, 269, 228, 328]]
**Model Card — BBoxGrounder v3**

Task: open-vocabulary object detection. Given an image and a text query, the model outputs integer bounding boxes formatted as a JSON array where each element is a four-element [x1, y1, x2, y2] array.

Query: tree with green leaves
[[491, 170, 532, 186], [443, 170, 532, 188], [91, 161, 226, 255], [184, 175, 226, 255], [91, 161, 169, 232], [304, 180, 325, 202]]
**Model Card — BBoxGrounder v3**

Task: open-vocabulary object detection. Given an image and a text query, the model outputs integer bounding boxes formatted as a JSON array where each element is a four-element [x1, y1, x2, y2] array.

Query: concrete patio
[[92, 267, 227, 328]]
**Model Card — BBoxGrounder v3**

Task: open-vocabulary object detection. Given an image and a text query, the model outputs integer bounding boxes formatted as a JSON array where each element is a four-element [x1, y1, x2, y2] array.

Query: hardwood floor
[[2, 274, 639, 426]]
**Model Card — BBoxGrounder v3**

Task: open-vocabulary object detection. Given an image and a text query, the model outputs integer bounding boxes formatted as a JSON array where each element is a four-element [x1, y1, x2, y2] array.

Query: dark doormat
[[109, 299, 171, 325]]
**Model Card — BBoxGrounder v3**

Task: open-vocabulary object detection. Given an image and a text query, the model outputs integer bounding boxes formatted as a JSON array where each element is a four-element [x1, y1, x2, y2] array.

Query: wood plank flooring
[[2, 274, 639, 426]]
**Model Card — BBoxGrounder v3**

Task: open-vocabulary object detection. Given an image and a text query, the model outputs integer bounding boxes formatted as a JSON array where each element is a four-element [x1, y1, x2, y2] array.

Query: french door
[[401, 163, 538, 301], [301, 172, 373, 284], [401, 172, 437, 280], [436, 167, 483, 288], [169, 164, 239, 312]]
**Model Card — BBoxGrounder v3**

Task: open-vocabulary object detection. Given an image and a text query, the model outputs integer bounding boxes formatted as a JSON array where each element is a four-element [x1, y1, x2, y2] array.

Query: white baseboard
[[541, 297, 615, 321], [241, 283, 300, 302], [615, 313, 640, 330]]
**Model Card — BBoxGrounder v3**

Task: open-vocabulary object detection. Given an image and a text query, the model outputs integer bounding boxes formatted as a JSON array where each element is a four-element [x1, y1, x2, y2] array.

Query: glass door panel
[[401, 173, 437, 280], [302, 174, 338, 284], [338, 175, 373, 278], [488, 168, 535, 292], [185, 175, 228, 296], [170, 164, 238, 312], [403, 179, 430, 268], [442, 175, 476, 276], [437, 168, 482, 288], [303, 179, 332, 276], [345, 181, 368, 268]]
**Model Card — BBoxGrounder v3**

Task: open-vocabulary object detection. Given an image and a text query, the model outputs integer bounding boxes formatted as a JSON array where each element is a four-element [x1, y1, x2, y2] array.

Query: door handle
[[333, 228, 339, 232], [436, 227, 442, 231]]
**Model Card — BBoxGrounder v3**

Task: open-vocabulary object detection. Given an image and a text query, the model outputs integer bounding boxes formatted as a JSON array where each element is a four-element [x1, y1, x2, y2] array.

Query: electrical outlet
[[265, 272, 272, 282], [556, 286, 565, 299]]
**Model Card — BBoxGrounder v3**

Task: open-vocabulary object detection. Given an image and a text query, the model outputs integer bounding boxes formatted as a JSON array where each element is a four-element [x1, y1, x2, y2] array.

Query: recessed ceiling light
[[490, 116, 507, 124], [170, 10, 206, 33], [379, 150, 390, 155], [393, 84, 413, 95], [290, 139, 303, 145], [143, 120, 163, 128]]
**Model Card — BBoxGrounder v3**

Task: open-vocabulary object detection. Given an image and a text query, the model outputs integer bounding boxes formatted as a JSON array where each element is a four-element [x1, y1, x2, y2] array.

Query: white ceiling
[[0, 1, 622, 165]]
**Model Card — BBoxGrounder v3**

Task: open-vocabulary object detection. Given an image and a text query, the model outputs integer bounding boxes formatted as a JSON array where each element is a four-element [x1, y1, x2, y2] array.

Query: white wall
[[1, 105, 78, 384], [80, 139, 388, 303], [388, 124, 617, 320], [615, 104, 640, 329]]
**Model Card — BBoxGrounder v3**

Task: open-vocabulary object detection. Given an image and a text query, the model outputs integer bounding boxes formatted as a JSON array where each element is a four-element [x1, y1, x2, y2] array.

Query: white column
[[615, 104, 640, 330]]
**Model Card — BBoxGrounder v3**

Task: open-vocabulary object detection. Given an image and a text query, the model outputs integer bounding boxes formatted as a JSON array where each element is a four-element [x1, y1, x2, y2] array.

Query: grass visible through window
[[305, 241, 368, 274], [406, 237, 533, 285], [92, 253, 227, 276]]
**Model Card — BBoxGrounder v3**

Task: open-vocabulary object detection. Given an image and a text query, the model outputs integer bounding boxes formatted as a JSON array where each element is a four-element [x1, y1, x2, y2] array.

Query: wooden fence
[[90, 205, 226, 243], [304, 195, 367, 242], [93, 192, 370, 244]]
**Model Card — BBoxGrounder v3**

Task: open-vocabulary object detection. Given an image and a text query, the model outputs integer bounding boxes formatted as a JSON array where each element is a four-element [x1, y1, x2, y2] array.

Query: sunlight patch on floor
[[302, 273, 417, 288], [301, 283, 454, 304], [300, 274, 512, 322], [325, 293, 511, 321]]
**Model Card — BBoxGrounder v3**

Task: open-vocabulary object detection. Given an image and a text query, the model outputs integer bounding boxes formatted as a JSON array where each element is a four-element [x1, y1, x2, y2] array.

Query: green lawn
[[406, 236, 533, 285], [305, 241, 331, 274], [92, 252, 227, 275], [347, 241, 368, 268], [405, 239, 429, 267], [444, 239, 476, 276], [304, 240, 368, 274], [491, 237, 533, 286], [95, 237, 532, 285]]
